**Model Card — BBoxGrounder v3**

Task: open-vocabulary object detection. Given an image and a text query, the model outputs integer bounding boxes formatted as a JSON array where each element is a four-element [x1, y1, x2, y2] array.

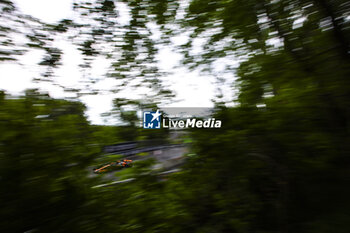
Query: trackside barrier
[[91, 169, 181, 189]]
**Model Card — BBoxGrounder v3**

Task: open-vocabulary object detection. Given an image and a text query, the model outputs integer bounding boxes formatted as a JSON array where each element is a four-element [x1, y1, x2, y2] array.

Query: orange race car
[[93, 159, 133, 174]]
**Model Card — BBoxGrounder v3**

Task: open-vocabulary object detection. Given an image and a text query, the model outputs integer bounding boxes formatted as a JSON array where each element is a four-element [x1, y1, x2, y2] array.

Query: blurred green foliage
[[0, 90, 99, 232], [1, 0, 350, 232]]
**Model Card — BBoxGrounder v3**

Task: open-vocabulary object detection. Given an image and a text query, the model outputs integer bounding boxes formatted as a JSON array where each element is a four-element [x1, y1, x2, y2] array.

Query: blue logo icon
[[143, 110, 161, 129]]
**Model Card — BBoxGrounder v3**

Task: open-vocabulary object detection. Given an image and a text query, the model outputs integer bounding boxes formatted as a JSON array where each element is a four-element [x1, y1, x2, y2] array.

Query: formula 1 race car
[[93, 159, 133, 174]]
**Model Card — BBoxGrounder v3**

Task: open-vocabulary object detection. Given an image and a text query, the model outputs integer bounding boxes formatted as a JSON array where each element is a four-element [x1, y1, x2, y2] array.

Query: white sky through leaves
[[0, 0, 235, 124]]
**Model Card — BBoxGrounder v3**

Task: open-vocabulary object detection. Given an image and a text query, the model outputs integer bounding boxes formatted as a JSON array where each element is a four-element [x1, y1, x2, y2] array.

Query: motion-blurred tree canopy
[[1, 0, 349, 232]]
